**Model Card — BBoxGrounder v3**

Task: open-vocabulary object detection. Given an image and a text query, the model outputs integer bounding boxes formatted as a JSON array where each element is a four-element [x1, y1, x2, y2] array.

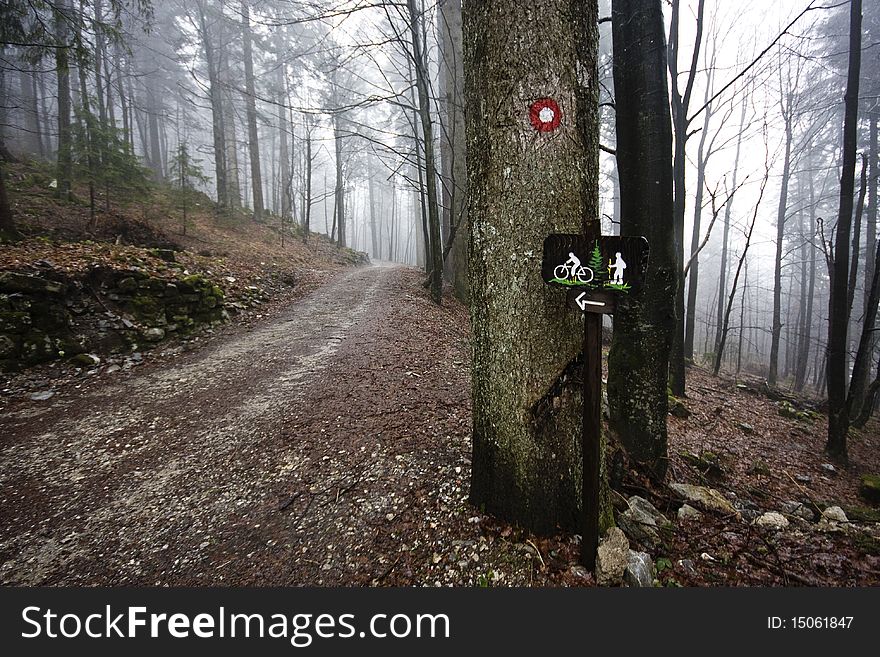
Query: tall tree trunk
[[847, 154, 868, 317], [221, 53, 241, 210], [608, 0, 677, 480], [303, 124, 312, 241], [438, 0, 469, 302], [408, 0, 443, 303], [866, 109, 878, 316], [55, 1, 73, 201], [406, 36, 432, 274], [333, 113, 345, 247], [277, 57, 291, 221], [368, 169, 379, 258], [146, 83, 163, 179], [0, 158, 18, 240], [667, 0, 705, 396], [19, 67, 42, 155], [849, 232, 880, 421], [769, 114, 792, 387], [825, 0, 862, 460], [114, 43, 130, 150], [196, 0, 228, 209], [93, 0, 108, 131], [715, 161, 770, 375], [795, 151, 818, 391], [684, 83, 712, 362], [714, 93, 746, 359], [465, 0, 611, 534], [241, 2, 264, 222]]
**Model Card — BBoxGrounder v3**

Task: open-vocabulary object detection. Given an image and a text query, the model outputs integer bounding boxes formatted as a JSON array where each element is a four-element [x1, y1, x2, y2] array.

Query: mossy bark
[[607, 0, 677, 480], [465, 0, 609, 534]]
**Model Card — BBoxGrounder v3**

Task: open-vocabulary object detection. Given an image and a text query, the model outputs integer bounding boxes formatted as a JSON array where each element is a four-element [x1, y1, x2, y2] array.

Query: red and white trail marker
[[529, 98, 562, 132]]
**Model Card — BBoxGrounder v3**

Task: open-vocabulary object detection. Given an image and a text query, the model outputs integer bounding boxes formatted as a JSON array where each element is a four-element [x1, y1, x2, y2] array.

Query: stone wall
[[0, 269, 228, 373]]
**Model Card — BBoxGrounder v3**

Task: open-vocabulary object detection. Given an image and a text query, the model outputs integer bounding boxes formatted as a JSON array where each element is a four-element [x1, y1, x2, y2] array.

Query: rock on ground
[[624, 550, 655, 587], [596, 527, 630, 586], [669, 482, 737, 516], [753, 512, 789, 531]]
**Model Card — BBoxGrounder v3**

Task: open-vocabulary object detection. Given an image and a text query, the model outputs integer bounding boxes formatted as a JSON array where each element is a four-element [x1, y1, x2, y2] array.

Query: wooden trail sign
[[542, 232, 650, 571], [542, 234, 649, 307]]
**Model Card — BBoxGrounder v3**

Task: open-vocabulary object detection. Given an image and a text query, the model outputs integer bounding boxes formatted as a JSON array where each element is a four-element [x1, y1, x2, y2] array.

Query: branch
[[688, 0, 846, 123]]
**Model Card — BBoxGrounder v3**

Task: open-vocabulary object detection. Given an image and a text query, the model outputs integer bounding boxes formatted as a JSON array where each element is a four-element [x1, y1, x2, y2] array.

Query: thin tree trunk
[[55, 1, 73, 201], [407, 0, 443, 302], [715, 92, 747, 359], [769, 112, 792, 387], [715, 158, 770, 375], [196, 0, 228, 209], [333, 113, 345, 247], [684, 75, 713, 362], [847, 154, 868, 317], [0, 158, 18, 239], [241, 3, 264, 222], [667, 0, 706, 396]]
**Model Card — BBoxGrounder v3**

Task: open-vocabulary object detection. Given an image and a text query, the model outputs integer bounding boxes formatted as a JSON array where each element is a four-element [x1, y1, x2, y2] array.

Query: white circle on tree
[[538, 106, 555, 124]]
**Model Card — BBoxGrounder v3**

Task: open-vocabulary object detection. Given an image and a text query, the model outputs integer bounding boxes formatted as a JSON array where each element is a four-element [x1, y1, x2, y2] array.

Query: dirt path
[[0, 264, 482, 586]]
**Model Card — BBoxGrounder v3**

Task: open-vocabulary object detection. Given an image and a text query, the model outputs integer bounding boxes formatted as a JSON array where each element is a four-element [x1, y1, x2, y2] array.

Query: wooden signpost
[[542, 233, 649, 570]]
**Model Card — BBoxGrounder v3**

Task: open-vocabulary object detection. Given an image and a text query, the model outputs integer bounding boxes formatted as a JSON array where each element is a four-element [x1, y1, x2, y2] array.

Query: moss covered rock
[[0, 272, 65, 295], [860, 475, 880, 505]]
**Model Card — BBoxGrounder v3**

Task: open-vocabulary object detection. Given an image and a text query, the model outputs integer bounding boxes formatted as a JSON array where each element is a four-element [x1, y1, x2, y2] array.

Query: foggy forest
[[0, 0, 879, 589]]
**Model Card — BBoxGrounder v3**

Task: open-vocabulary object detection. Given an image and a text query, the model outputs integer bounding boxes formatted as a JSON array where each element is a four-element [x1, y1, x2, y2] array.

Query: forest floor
[[2, 262, 879, 586]]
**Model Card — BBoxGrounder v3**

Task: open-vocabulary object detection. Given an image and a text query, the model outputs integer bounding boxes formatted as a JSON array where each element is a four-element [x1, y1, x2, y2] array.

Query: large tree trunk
[[826, 0, 862, 460], [608, 0, 677, 480], [408, 0, 443, 303], [438, 0, 469, 302], [241, 3, 264, 222], [465, 0, 611, 534]]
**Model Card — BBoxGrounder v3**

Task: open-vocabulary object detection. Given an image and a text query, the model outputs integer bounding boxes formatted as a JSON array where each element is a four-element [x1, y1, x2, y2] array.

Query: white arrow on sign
[[575, 291, 606, 311]]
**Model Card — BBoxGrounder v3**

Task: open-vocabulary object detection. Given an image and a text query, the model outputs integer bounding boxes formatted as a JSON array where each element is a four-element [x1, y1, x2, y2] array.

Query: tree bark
[[768, 111, 792, 387], [196, 0, 228, 209], [714, 93, 746, 362], [0, 158, 18, 240], [408, 0, 443, 303], [847, 154, 868, 317], [241, 2, 264, 222], [438, 0, 468, 302], [333, 112, 345, 247], [825, 0, 862, 460], [683, 78, 713, 362], [667, 0, 705, 397], [465, 0, 611, 534], [55, 1, 73, 201], [607, 0, 676, 480]]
